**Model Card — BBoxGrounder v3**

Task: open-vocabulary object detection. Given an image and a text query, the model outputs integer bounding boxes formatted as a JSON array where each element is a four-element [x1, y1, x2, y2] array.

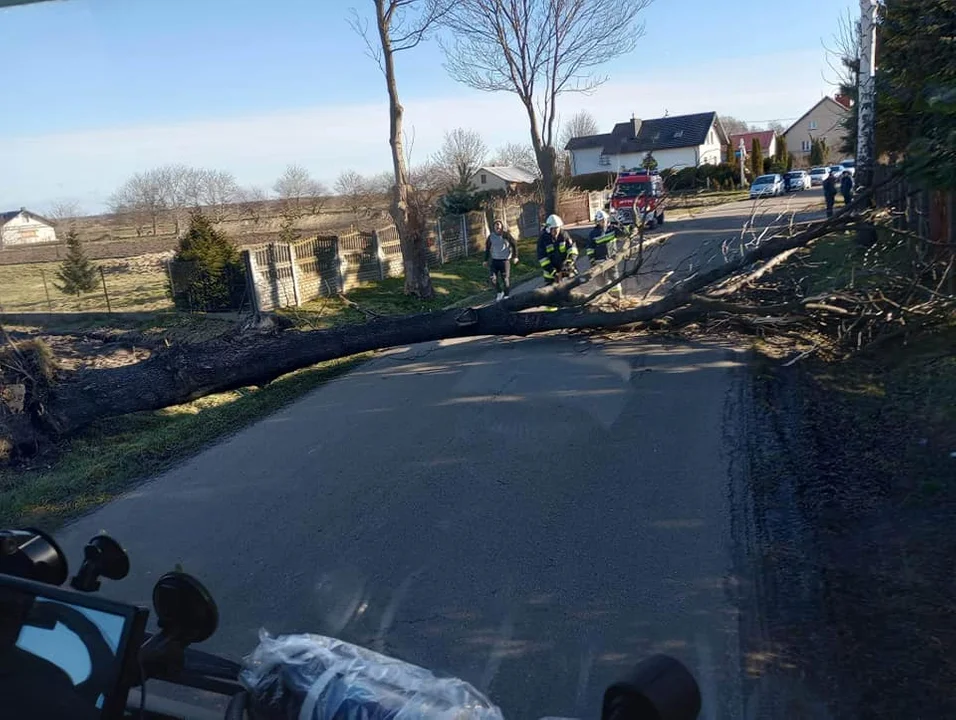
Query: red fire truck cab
[[607, 169, 665, 229]]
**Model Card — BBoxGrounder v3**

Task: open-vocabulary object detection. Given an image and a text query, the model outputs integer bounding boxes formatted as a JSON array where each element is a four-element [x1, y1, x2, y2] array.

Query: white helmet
[[594, 209, 608, 223], [544, 214, 564, 229]]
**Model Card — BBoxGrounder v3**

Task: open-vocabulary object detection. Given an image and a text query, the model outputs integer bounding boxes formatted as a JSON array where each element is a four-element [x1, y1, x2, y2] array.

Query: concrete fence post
[[373, 229, 386, 280], [287, 242, 302, 307], [242, 249, 261, 315], [333, 236, 346, 293]]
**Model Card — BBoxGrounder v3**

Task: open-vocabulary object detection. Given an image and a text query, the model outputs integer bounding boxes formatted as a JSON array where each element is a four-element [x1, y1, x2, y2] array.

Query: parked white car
[[809, 167, 830, 186], [785, 170, 811, 191], [829, 165, 845, 180], [840, 159, 856, 177], [749, 174, 784, 199]]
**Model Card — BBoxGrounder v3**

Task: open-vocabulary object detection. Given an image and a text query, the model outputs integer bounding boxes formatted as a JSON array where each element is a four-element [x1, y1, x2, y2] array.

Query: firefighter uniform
[[587, 219, 629, 298], [537, 228, 579, 283], [586, 220, 629, 263]]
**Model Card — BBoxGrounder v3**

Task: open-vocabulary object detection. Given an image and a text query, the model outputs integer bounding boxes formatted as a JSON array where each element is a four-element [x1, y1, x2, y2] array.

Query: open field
[[0, 253, 173, 313]]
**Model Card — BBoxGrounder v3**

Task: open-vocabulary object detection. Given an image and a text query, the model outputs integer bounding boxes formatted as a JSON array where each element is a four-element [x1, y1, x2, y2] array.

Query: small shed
[[471, 166, 537, 193], [0, 208, 58, 249]]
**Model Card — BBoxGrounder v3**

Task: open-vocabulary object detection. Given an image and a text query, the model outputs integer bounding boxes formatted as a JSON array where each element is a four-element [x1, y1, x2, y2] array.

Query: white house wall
[[473, 172, 511, 193], [0, 213, 57, 247], [573, 144, 723, 177], [618, 147, 701, 173], [569, 147, 608, 175]]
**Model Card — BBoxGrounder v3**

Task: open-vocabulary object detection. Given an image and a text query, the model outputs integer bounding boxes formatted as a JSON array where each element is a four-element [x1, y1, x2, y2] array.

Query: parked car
[[829, 165, 845, 180], [785, 170, 811, 191], [840, 159, 856, 177], [809, 167, 830, 186], [749, 174, 784, 199]]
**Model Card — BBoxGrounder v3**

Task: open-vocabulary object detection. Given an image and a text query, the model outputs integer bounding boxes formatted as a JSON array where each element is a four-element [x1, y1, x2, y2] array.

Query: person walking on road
[[587, 210, 628, 299], [483, 219, 519, 301], [823, 172, 837, 218], [536, 214, 578, 284], [841, 172, 854, 207]]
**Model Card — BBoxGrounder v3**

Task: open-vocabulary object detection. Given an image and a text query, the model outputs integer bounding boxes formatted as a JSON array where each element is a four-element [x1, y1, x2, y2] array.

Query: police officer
[[587, 209, 629, 298], [536, 214, 579, 284]]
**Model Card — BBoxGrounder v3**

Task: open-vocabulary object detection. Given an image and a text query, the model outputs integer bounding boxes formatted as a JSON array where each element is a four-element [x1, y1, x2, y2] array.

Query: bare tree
[[199, 169, 240, 221], [823, 8, 862, 89], [719, 115, 752, 136], [766, 121, 787, 137], [558, 110, 600, 150], [489, 142, 541, 177], [349, 0, 451, 298], [305, 179, 330, 215], [273, 163, 318, 218], [366, 170, 395, 196], [335, 170, 372, 216], [437, 0, 650, 215], [237, 186, 268, 224], [46, 199, 83, 230], [432, 127, 487, 189], [108, 170, 167, 236]]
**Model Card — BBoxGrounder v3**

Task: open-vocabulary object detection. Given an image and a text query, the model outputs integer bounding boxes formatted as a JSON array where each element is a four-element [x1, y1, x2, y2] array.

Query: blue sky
[[0, 0, 857, 212]]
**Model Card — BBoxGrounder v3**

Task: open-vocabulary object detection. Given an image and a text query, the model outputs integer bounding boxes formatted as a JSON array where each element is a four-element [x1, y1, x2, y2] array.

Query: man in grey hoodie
[[483, 219, 519, 301]]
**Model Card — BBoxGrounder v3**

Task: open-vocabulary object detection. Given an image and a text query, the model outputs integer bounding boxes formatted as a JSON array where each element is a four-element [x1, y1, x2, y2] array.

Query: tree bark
[[375, 0, 434, 299], [0, 210, 864, 461]]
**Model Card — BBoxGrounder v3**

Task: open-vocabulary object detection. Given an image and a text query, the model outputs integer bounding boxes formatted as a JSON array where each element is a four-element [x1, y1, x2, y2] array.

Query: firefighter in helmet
[[536, 214, 579, 284], [587, 209, 629, 298]]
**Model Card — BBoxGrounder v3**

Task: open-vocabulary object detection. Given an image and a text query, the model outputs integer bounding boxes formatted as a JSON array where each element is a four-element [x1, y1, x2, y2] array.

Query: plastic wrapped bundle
[[241, 631, 505, 720]]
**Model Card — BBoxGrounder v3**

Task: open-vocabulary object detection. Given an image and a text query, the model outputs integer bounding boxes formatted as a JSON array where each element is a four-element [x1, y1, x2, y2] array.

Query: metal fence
[[0, 253, 175, 314]]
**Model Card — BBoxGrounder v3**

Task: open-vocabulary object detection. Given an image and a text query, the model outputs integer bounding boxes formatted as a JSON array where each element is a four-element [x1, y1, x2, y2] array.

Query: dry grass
[[0, 254, 173, 313]]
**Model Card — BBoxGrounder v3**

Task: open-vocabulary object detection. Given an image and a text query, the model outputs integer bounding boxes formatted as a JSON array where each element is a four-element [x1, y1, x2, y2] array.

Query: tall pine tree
[[54, 228, 98, 296]]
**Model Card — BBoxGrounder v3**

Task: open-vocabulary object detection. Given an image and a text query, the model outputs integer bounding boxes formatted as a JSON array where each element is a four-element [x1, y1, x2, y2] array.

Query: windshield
[[786, 172, 804, 178], [4, 3, 948, 720], [811, 167, 828, 174], [613, 181, 653, 198]]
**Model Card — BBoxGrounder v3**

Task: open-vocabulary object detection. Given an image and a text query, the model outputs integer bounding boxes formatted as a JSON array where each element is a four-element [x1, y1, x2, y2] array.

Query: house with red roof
[[727, 130, 777, 161]]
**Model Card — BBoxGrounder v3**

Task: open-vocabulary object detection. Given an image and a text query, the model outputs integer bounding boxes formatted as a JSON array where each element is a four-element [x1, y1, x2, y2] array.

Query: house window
[[808, 121, 818, 130], [599, 154, 610, 166], [801, 140, 812, 152], [480, 174, 487, 184]]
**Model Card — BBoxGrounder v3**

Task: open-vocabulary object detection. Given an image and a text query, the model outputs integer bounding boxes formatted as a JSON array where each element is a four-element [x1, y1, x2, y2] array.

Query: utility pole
[[739, 139, 747, 187], [855, 0, 879, 193]]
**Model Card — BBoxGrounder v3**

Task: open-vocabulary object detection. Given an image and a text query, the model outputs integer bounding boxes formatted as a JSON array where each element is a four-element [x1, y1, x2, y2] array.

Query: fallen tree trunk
[[0, 214, 864, 456]]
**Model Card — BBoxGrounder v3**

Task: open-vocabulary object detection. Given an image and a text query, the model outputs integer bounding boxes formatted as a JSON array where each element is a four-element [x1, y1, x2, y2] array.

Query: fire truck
[[607, 169, 665, 229]]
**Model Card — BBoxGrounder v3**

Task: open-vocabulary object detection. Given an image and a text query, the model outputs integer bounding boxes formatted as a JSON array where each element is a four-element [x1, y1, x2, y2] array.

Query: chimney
[[631, 115, 642, 138], [834, 93, 852, 109]]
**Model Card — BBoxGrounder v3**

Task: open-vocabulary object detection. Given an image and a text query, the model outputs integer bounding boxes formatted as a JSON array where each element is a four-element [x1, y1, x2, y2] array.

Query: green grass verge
[[283, 237, 540, 327], [0, 354, 369, 530]]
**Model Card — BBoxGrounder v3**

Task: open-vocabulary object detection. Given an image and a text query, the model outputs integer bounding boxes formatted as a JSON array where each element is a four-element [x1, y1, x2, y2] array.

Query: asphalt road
[[621, 188, 826, 300], [54, 192, 827, 719]]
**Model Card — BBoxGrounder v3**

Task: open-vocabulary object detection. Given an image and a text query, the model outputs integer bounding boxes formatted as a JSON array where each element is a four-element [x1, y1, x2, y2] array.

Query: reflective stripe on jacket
[[537, 229, 578, 275]]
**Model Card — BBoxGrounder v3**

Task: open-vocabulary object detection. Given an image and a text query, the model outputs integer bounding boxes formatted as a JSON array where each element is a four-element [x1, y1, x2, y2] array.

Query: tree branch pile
[[2, 181, 953, 461]]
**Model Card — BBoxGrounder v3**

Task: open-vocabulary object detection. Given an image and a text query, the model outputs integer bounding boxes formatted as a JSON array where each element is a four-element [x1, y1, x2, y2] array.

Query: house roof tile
[[476, 166, 537, 184], [728, 130, 776, 152], [564, 112, 720, 156]]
